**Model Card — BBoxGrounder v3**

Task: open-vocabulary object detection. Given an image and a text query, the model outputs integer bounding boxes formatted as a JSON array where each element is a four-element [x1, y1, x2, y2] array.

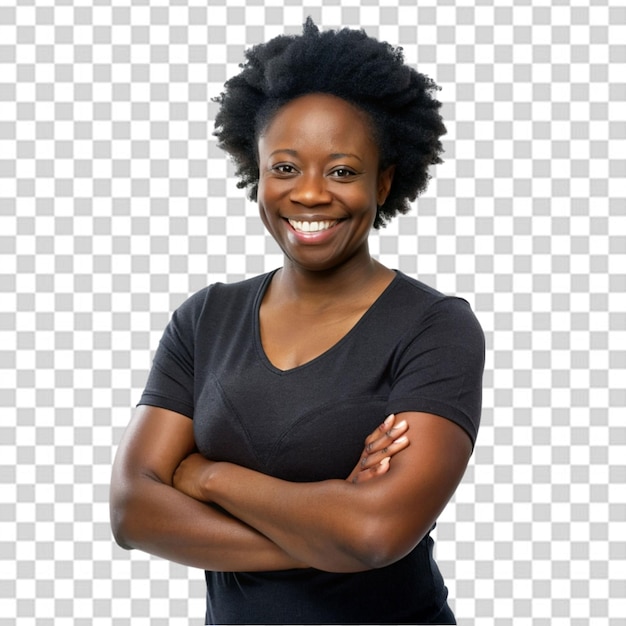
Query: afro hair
[[213, 18, 446, 228]]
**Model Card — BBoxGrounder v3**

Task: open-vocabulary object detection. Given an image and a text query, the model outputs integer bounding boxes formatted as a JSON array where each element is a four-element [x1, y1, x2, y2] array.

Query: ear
[[377, 165, 395, 206]]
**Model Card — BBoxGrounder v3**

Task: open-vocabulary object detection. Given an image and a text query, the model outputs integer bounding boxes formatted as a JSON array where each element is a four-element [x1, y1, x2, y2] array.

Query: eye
[[329, 167, 357, 178], [272, 163, 298, 175]]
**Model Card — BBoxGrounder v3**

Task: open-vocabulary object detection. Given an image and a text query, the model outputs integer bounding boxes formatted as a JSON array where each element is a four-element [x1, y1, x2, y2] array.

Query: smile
[[287, 219, 339, 233]]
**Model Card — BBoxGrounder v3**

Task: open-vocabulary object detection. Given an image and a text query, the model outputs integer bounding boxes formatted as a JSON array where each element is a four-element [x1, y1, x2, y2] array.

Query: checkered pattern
[[1, 1, 625, 624]]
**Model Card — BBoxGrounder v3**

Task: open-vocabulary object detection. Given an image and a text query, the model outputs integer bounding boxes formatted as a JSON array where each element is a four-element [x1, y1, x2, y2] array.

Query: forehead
[[258, 93, 378, 157]]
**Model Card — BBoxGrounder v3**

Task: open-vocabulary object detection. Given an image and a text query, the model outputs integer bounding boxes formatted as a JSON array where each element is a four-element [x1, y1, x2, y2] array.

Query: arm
[[176, 411, 472, 573], [110, 406, 407, 571], [109, 405, 306, 571]]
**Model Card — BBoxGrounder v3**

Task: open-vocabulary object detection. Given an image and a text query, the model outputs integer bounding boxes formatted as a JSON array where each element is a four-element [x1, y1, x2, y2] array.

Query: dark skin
[[257, 92, 396, 369], [110, 406, 408, 572], [259, 266, 395, 371], [110, 93, 473, 573]]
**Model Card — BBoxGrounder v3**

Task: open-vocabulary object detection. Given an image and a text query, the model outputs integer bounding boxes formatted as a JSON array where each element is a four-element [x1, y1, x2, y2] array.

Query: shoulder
[[171, 272, 272, 326], [390, 272, 484, 343], [385, 274, 485, 445]]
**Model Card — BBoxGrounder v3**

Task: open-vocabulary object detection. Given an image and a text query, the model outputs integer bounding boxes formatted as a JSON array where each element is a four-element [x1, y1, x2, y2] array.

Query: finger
[[358, 434, 409, 470], [346, 416, 409, 484], [365, 419, 408, 455], [352, 456, 390, 484], [364, 413, 396, 448]]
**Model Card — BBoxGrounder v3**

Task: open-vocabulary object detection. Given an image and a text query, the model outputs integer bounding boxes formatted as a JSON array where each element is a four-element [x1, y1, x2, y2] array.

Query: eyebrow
[[268, 149, 363, 162]]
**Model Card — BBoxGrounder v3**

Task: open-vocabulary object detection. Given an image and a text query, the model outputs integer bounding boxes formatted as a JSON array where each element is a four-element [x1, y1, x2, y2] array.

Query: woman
[[110, 19, 484, 624]]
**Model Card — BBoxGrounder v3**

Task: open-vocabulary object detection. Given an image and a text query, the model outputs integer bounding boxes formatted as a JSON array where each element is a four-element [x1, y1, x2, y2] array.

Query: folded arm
[[110, 405, 307, 571], [110, 405, 408, 571], [176, 411, 472, 573]]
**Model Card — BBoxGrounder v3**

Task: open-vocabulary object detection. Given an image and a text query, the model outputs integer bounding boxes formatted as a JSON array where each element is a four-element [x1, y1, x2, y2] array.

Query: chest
[[189, 275, 416, 482], [259, 305, 368, 371], [192, 315, 399, 481]]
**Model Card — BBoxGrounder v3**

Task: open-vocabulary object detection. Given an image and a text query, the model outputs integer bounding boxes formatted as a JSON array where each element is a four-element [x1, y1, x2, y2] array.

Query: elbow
[[353, 541, 404, 571], [109, 488, 137, 551], [110, 509, 132, 551], [347, 517, 423, 571], [109, 466, 162, 551]]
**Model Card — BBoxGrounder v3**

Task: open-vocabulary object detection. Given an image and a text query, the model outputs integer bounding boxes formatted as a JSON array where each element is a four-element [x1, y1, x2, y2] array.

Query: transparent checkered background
[[1, 0, 624, 624]]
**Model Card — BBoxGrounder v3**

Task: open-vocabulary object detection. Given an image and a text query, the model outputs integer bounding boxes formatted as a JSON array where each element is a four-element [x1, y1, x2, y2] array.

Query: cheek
[[257, 200, 271, 232], [258, 205, 269, 231], [256, 182, 278, 233], [257, 177, 266, 202], [341, 185, 379, 215], [257, 177, 282, 205]]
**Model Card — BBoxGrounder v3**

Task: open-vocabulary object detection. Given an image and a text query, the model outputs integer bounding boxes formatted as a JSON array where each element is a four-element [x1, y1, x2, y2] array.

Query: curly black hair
[[213, 18, 446, 228]]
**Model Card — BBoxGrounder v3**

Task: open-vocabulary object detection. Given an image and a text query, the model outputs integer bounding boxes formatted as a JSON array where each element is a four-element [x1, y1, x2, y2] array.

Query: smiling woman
[[257, 93, 394, 275], [110, 18, 484, 625]]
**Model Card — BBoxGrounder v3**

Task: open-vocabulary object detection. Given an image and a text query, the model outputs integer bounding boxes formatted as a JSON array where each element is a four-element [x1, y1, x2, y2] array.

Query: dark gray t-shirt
[[139, 270, 484, 624]]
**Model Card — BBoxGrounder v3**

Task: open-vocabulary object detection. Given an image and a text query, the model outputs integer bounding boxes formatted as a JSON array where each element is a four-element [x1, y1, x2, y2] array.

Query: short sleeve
[[386, 297, 485, 446], [137, 289, 207, 418]]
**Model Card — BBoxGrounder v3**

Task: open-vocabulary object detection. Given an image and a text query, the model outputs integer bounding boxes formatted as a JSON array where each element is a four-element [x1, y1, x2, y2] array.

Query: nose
[[289, 172, 332, 206]]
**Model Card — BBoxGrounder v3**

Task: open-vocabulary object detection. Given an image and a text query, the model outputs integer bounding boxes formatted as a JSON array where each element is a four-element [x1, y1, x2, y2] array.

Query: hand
[[346, 414, 409, 485], [172, 452, 216, 502]]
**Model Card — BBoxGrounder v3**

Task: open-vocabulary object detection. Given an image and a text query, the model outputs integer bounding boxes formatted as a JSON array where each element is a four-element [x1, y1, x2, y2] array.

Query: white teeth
[[288, 219, 337, 233]]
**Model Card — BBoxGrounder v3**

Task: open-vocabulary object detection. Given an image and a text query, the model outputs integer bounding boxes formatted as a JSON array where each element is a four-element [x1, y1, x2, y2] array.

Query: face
[[257, 93, 394, 274]]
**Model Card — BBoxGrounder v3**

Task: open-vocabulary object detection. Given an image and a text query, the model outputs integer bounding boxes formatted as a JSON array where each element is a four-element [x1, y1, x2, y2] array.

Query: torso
[[140, 267, 481, 622]]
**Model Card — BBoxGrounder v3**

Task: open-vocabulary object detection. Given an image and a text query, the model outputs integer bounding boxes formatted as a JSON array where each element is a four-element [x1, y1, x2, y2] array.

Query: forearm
[[205, 462, 398, 573], [203, 413, 472, 573], [110, 474, 306, 572], [165, 414, 413, 573]]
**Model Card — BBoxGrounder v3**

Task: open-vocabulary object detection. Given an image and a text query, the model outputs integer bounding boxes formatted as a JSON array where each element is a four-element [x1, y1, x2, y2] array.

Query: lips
[[287, 219, 339, 233]]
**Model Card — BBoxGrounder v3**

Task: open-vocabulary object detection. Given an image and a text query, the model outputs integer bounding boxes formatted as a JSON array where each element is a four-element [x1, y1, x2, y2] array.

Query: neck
[[275, 255, 392, 305]]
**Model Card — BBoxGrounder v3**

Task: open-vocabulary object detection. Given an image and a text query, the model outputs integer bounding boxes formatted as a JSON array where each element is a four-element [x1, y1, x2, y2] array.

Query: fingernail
[[383, 414, 394, 427], [393, 420, 407, 431], [379, 457, 390, 467], [394, 435, 408, 445]]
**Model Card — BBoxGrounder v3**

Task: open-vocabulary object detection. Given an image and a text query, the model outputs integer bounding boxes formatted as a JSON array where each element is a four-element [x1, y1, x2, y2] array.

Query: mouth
[[287, 219, 340, 233]]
